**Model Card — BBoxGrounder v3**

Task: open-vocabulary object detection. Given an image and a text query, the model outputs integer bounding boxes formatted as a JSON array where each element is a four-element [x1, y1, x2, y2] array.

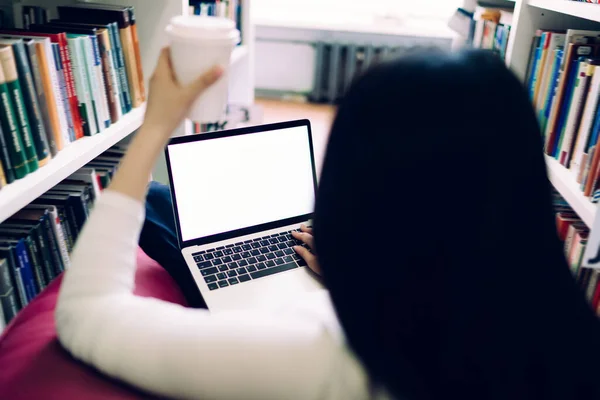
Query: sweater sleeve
[[55, 191, 368, 400]]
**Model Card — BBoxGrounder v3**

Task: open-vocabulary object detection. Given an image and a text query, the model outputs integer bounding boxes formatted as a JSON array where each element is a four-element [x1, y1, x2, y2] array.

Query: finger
[[300, 224, 313, 234], [184, 65, 224, 101], [292, 230, 314, 250], [293, 245, 316, 264], [294, 246, 321, 275]]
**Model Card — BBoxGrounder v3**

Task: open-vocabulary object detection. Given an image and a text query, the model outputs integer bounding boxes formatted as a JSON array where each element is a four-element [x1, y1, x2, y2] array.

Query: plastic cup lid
[[168, 16, 239, 43]]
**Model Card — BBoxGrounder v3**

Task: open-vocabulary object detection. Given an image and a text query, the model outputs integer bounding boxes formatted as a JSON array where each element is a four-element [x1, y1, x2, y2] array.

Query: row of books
[[0, 143, 125, 330], [553, 193, 600, 316], [189, 0, 243, 41], [0, 2, 145, 188], [526, 29, 600, 201], [470, 6, 513, 60]]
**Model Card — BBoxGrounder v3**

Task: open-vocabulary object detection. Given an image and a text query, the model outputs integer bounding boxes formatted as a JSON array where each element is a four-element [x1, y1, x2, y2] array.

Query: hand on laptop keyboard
[[292, 225, 321, 276]]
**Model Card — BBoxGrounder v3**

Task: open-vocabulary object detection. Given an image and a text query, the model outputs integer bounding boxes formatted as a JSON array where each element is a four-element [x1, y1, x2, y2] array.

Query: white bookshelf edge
[[528, 0, 600, 23]]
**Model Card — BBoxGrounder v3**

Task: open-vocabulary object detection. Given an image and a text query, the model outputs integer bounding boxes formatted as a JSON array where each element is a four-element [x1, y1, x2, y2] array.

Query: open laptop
[[165, 119, 324, 311]]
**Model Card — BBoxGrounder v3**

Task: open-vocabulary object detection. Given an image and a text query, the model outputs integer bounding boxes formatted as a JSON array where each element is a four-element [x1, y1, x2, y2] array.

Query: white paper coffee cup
[[166, 16, 240, 124]]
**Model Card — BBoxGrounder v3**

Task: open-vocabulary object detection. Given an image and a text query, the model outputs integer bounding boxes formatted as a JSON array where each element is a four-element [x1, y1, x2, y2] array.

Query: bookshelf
[[504, 0, 600, 230], [0, 105, 145, 224]]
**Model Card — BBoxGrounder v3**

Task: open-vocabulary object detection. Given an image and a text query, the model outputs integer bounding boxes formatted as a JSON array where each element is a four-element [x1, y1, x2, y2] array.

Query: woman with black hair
[[55, 48, 600, 399]]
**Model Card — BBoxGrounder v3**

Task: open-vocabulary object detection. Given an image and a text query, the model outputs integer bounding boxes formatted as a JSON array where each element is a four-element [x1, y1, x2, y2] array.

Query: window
[[253, 0, 464, 24]]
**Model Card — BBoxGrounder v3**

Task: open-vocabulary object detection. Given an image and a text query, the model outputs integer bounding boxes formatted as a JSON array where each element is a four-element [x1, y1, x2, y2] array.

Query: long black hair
[[314, 49, 600, 399]]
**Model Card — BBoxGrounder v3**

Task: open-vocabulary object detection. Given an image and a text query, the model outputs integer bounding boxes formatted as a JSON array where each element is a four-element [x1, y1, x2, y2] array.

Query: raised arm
[[55, 49, 368, 400]]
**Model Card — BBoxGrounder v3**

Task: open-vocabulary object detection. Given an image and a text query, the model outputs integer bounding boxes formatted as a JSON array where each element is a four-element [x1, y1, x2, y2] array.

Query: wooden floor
[[255, 98, 336, 173]]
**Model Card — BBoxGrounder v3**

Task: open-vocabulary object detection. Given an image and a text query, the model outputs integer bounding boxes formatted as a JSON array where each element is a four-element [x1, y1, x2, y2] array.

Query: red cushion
[[0, 248, 187, 399]]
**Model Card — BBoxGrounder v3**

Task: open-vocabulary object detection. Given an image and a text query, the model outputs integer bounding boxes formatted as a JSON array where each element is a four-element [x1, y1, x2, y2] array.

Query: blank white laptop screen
[[167, 126, 315, 242]]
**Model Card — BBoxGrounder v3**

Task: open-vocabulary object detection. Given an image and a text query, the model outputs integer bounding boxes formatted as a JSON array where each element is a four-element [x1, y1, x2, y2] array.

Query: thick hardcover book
[[0, 238, 36, 302], [0, 155, 6, 186], [66, 35, 96, 136], [0, 122, 14, 184], [25, 204, 70, 269], [0, 39, 50, 165], [0, 46, 38, 172], [52, 183, 93, 216], [0, 245, 26, 308], [0, 50, 29, 179], [57, 4, 142, 107], [24, 39, 57, 156], [571, 64, 600, 180], [51, 43, 75, 142], [0, 257, 19, 323], [0, 29, 84, 140]]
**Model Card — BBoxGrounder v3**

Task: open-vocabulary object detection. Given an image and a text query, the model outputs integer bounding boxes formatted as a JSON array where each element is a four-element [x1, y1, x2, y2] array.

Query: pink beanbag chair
[[0, 248, 187, 399]]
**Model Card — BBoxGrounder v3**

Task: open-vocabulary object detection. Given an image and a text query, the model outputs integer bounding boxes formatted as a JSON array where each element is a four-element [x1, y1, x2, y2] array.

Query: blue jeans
[[139, 181, 207, 308]]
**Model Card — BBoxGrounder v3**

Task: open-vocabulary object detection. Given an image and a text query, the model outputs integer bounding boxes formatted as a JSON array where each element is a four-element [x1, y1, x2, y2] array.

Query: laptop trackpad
[[206, 267, 325, 312]]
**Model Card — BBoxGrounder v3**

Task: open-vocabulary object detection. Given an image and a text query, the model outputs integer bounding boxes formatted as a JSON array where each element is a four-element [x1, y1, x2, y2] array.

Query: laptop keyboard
[[192, 229, 309, 291]]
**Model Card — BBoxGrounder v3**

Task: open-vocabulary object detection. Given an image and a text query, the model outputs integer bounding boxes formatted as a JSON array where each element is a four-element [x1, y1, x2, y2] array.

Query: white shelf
[[528, 0, 600, 23], [546, 155, 598, 227], [0, 104, 146, 224], [231, 45, 249, 65]]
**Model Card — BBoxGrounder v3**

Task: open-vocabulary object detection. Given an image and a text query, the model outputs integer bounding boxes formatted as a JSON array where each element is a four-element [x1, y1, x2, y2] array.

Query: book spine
[[32, 223, 55, 283], [40, 212, 63, 275], [15, 239, 36, 301], [57, 34, 84, 140], [128, 7, 145, 102], [118, 25, 142, 107], [0, 48, 39, 172], [109, 22, 132, 113], [26, 40, 57, 156], [553, 59, 580, 158], [2, 248, 26, 308], [11, 41, 50, 166], [35, 42, 64, 151], [560, 61, 591, 167], [0, 75, 29, 179], [56, 205, 74, 253], [65, 37, 91, 137], [0, 159, 6, 186], [529, 46, 543, 100], [89, 34, 110, 128], [42, 41, 70, 149], [47, 207, 69, 270], [0, 123, 14, 184], [51, 43, 75, 143], [23, 234, 45, 291], [572, 65, 600, 179], [97, 31, 120, 123], [0, 257, 19, 323], [543, 50, 564, 133], [81, 38, 101, 134]]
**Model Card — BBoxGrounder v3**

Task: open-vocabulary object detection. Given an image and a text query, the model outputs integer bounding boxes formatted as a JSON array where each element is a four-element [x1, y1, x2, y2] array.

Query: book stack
[[553, 192, 600, 316], [471, 6, 513, 60], [0, 143, 126, 330], [527, 30, 600, 202], [0, 3, 145, 189], [189, 0, 243, 41]]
